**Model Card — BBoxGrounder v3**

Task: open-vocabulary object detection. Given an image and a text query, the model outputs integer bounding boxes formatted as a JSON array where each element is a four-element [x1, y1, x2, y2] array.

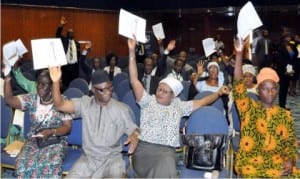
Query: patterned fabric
[[138, 90, 193, 147], [233, 80, 300, 177], [16, 93, 71, 178]]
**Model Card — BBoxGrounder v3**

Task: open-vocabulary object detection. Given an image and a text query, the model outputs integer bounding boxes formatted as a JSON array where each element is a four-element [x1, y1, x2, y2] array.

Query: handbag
[[34, 128, 62, 148], [183, 134, 227, 171]]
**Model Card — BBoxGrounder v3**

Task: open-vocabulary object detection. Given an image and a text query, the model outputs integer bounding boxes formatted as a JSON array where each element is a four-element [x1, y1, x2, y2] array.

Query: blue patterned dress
[[15, 94, 72, 178]]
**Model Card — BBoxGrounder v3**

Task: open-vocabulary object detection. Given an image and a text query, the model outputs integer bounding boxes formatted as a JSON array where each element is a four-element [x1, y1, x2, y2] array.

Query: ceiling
[[2, 0, 299, 12]]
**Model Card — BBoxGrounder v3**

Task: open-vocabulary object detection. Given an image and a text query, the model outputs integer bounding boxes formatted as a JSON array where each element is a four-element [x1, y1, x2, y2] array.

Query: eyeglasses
[[259, 86, 278, 93], [94, 85, 113, 94], [157, 87, 172, 95]]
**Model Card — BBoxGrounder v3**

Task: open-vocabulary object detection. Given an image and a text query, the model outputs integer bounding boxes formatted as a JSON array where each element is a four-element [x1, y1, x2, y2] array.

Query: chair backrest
[[247, 92, 259, 101], [1, 96, 12, 138], [68, 78, 89, 95], [231, 103, 240, 132], [179, 81, 191, 101], [115, 79, 132, 100], [121, 90, 140, 126], [67, 118, 82, 146], [193, 91, 224, 112], [112, 72, 128, 88], [186, 106, 228, 135], [63, 88, 84, 99]]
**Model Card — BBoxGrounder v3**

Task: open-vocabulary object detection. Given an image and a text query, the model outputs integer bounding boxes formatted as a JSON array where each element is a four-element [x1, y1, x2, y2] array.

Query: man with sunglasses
[[49, 66, 139, 178]]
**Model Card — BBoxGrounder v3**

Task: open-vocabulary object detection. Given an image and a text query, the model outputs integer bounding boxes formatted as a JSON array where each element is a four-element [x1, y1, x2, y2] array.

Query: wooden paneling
[[1, 5, 125, 61], [1, 4, 300, 63]]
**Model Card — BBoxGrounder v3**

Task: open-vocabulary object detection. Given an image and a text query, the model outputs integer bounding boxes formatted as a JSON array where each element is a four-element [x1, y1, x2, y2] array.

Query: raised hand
[[233, 36, 244, 53], [48, 66, 62, 83], [166, 40, 176, 51], [196, 60, 205, 75], [60, 16, 67, 25], [85, 42, 92, 50], [128, 37, 137, 50]]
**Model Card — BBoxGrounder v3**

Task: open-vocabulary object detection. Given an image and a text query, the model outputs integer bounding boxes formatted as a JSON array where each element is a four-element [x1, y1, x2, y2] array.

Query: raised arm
[[192, 86, 229, 111], [3, 73, 22, 109], [234, 37, 246, 81], [156, 40, 176, 77], [49, 66, 75, 113], [128, 38, 145, 101], [79, 42, 92, 75], [55, 16, 66, 37], [12, 67, 37, 94]]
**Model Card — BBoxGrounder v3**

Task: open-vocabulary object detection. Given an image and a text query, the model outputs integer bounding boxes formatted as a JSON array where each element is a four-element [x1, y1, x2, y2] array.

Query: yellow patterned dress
[[233, 80, 300, 178]]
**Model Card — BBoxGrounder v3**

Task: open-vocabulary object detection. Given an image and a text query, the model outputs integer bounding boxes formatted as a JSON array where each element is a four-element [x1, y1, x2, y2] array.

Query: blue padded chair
[[179, 81, 191, 101], [180, 106, 229, 178], [247, 92, 259, 101], [62, 118, 83, 175], [121, 90, 140, 127], [1, 96, 12, 148], [194, 91, 224, 112], [68, 78, 89, 95], [63, 87, 84, 99], [62, 88, 84, 175], [115, 79, 132, 100], [1, 110, 31, 172], [112, 72, 128, 89]]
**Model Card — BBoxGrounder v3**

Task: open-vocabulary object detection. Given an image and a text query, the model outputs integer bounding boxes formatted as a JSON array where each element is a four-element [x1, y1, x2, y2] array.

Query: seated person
[[49, 66, 139, 178], [127, 37, 230, 178], [233, 37, 300, 178], [104, 52, 122, 81], [3, 69, 72, 178]]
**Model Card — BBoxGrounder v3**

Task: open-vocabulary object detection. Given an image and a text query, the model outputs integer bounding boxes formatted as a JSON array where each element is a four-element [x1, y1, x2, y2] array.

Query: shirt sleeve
[[12, 67, 37, 93], [18, 93, 35, 111], [232, 79, 253, 117], [177, 99, 193, 117]]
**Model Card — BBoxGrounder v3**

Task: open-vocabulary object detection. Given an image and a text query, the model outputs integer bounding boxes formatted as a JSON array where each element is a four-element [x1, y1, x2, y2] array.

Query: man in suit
[[255, 29, 272, 71], [138, 57, 160, 95], [56, 16, 80, 90]]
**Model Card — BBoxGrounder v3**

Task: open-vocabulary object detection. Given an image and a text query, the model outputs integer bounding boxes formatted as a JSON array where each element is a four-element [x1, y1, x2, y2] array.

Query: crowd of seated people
[[2, 16, 300, 178]]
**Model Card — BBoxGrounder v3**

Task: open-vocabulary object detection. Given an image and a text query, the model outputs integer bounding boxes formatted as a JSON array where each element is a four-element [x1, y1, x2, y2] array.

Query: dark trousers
[[279, 75, 290, 108]]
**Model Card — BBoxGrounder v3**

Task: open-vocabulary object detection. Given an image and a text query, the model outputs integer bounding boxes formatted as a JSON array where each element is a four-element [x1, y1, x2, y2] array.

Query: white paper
[[3, 41, 18, 62], [31, 38, 67, 70], [118, 9, 147, 43], [237, 1, 263, 39], [3, 58, 12, 76], [15, 39, 28, 57], [202, 38, 216, 57], [78, 40, 91, 44], [286, 64, 293, 73], [152, 23, 165, 40], [0, 78, 4, 96]]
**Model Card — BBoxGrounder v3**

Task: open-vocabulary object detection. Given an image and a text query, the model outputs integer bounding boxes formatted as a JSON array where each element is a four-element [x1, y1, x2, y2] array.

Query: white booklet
[[237, 1, 263, 39], [2, 39, 28, 75], [202, 38, 216, 57], [31, 38, 67, 70], [118, 9, 147, 43], [152, 22, 165, 40]]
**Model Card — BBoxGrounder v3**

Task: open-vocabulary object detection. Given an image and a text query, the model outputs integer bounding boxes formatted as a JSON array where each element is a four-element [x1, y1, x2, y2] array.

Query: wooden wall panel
[[1, 5, 125, 62], [1, 4, 299, 65]]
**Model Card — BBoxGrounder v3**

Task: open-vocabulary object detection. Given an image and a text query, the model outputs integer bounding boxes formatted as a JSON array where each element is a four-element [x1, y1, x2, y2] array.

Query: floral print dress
[[15, 94, 71, 178], [233, 80, 300, 178]]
